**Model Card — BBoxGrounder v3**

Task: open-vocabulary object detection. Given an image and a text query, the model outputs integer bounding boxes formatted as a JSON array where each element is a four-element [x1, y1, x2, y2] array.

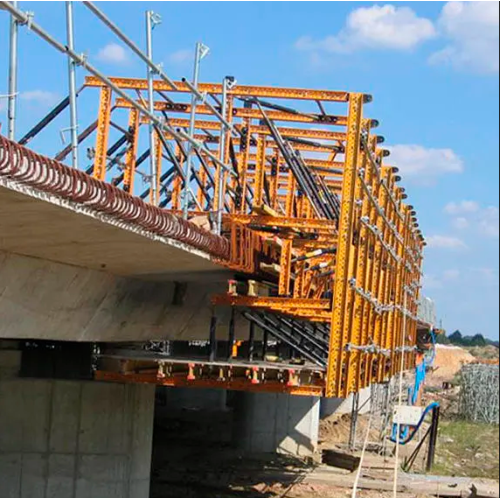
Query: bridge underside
[[0, 180, 226, 280], [0, 249, 237, 342]]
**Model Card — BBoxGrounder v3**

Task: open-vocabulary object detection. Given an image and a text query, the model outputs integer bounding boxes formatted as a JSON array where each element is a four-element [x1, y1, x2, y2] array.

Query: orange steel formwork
[[17, 76, 426, 398]]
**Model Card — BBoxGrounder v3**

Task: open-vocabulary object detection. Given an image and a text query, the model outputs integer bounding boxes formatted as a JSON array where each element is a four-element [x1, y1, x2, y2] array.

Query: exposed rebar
[[459, 364, 499, 424]]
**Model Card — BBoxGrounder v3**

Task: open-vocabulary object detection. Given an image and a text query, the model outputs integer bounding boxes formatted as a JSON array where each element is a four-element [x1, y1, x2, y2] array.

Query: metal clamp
[[22, 11, 35, 29]]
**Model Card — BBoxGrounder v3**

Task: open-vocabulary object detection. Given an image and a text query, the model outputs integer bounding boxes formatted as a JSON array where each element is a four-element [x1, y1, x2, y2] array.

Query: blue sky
[[0, 1, 498, 339]]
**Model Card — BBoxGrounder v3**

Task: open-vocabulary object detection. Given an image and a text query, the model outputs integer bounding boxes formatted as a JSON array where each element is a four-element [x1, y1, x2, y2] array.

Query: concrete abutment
[[0, 349, 155, 498], [320, 385, 373, 419], [153, 387, 321, 458], [1, 343, 325, 497]]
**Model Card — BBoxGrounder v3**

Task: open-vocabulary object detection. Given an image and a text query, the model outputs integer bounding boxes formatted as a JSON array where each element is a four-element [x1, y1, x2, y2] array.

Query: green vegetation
[[436, 330, 500, 349], [433, 420, 500, 480], [466, 345, 500, 360], [435, 332, 451, 345]]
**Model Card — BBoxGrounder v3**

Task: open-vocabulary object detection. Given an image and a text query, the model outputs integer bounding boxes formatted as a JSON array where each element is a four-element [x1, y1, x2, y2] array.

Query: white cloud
[[426, 235, 467, 250], [296, 5, 436, 55], [430, 2, 499, 74], [168, 49, 193, 65], [444, 202, 499, 238], [452, 217, 469, 230], [445, 200, 480, 215], [96, 43, 129, 65], [424, 269, 461, 291], [479, 206, 499, 238], [20, 90, 60, 107], [387, 145, 464, 185]]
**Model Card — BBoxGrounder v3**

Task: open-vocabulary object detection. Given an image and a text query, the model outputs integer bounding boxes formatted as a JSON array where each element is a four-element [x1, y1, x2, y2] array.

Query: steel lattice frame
[[3, 73, 427, 398]]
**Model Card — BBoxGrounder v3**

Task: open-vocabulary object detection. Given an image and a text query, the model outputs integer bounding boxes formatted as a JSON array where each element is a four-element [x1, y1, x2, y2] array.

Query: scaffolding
[[0, 1, 430, 398]]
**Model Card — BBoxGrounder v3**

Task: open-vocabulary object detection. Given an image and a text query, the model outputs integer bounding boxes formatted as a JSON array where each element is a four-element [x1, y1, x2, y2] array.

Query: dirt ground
[[150, 346, 499, 498], [150, 404, 435, 498], [149, 402, 401, 498], [426, 345, 475, 387], [150, 409, 498, 499]]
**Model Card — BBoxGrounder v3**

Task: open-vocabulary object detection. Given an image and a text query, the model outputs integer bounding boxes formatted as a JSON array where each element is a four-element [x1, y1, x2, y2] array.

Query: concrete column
[[233, 392, 320, 457], [154, 387, 232, 446], [0, 375, 155, 498]]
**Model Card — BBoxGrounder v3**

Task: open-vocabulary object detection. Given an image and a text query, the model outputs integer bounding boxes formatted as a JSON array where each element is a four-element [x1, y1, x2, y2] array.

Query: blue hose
[[390, 330, 438, 445], [408, 329, 437, 406], [390, 402, 440, 445]]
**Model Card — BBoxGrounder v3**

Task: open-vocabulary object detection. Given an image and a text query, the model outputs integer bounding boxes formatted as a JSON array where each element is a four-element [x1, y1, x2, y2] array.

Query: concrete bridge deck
[[0, 135, 230, 280], [0, 179, 225, 280], [0, 137, 234, 343]]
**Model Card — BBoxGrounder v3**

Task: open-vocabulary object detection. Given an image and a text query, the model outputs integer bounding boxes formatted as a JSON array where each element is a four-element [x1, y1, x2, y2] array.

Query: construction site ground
[[150, 344, 499, 498], [425, 345, 499, 482], [149, 409, 498, 498], [432, 420, 499, 480]]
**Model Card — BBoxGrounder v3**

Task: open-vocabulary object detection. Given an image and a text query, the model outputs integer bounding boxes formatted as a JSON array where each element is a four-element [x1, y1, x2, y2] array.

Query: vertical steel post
[[7, 0, 19, 141], [183, 42, 207, 218], [426, 405, 440, 472], [146, 11, 159, 205], [326, 93, 364, 398], [262, 329, 269, 360], [216, 77, 229, 234], [248, 322, 256, 362], [253, 135, 267, 207], [154, 129, 163, 205], [393, 287, 408, 498], [123, 109, 140, 193], [209, 313, 218, 363], [345, 124, 371, 396], [93, 86, 112, 181], [65, 1, 79, 170], [227, 308, 236, 361]]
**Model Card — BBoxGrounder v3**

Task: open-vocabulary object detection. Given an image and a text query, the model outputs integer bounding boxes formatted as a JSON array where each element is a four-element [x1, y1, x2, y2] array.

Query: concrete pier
[[0, 354, 155, 498], [233, 392, 320, 457]]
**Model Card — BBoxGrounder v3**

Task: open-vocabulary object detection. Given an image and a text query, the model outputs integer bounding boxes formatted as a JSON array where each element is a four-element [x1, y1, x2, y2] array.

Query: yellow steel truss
[[60, 77, 426, 397]]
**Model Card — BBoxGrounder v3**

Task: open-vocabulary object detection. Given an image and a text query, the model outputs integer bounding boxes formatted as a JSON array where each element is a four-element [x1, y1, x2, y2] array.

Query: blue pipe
[[390, 330, 438, 445], [390, 402, 441, 445], [408, 329, 437, 406]]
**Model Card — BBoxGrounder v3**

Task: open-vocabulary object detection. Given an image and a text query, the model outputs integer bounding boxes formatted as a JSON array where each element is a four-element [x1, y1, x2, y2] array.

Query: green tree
[[435, 333, 451, 345], [471, 333, 487, 347], [449, 330, 463, 345]]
